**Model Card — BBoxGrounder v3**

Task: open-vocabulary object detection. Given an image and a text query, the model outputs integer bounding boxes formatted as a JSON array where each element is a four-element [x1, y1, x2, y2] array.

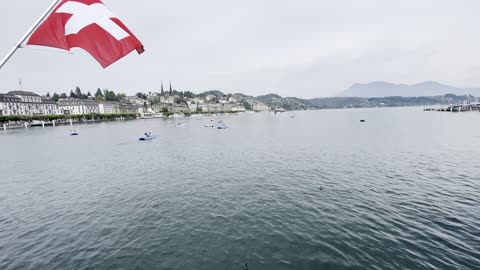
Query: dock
[[424, 101, 480, 112]]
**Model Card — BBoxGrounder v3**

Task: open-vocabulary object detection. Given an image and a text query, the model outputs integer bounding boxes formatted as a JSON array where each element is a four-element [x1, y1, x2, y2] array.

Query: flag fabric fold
[[27, 0, 144, 68]]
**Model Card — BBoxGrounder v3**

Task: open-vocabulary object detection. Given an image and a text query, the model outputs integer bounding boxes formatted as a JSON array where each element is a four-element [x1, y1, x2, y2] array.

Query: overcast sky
[[1, 0, 480, 98]]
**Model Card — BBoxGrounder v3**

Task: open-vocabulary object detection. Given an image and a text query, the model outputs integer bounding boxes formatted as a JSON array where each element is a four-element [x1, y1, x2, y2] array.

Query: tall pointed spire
[[169, 81, 173, 95], [160, 81, 164, 95]]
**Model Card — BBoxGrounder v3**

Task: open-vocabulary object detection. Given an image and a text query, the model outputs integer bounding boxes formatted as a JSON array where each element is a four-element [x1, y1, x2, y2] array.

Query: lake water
[[1, 108, 479, 270]]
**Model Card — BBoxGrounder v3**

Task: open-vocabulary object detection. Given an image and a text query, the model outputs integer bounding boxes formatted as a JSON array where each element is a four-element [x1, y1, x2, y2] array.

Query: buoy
[[360, 120, 366, 122]]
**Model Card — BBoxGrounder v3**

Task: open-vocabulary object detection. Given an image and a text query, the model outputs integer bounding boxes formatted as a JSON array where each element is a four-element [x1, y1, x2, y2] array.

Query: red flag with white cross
[[27, 0, 144, 68]]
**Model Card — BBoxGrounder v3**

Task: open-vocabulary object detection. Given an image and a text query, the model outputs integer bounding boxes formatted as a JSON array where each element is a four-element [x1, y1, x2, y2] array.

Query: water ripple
[[1, 109, 479, 269]]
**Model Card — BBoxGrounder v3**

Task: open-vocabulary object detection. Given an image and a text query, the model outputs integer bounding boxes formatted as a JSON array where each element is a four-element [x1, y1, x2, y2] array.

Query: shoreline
[[0, 111, 252, 131]]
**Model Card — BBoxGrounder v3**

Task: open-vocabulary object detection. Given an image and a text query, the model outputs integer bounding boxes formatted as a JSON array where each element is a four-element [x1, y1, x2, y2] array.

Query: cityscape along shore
[[3, 85, 480, 130], [0, 87, 273, 130]]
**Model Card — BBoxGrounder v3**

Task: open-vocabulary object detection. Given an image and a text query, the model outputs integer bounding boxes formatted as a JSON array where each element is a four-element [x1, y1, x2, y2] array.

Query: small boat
[[70, 130, 79, 136], [205, 124, 214, 127], [139, 134, 156, 141], [176, 123, 185, 127], [140, 113, 155, 119], [217, 123, 228, 129]]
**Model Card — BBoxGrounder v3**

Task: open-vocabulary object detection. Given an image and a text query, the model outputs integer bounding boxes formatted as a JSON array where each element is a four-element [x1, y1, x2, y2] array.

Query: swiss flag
[[27, 0, 144, 68]]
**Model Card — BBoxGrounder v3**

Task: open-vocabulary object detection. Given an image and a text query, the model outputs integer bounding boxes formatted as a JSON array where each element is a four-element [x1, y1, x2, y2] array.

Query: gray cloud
[[1, 0, 480, 98]]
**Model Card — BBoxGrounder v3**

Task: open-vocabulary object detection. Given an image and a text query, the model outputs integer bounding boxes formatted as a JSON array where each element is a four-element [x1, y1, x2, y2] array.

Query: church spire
[[169, 81, 173, 95], [160, 81, 164, 95]]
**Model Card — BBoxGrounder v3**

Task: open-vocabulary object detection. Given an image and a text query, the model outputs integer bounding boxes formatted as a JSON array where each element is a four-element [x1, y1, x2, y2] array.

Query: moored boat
[[140, 113, 155, 119]]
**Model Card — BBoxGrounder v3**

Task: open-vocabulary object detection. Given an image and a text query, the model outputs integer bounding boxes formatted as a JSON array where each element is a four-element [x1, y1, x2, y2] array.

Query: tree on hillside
[[60, 93, 67, 98], [45, 92, 50, 98], [242, 100, 252, 111], [184, 91, 194, 99], [52, 93, 60, 101], [116, 93, 126, 101], [87, 91, 92, 98], [75, 86, 82, 98], [95, 88, 104, 99], [104, 90, 118, 101], [52, 93, 60, 102], [136, 92, 147, 100], [69, 90, 76, 98]]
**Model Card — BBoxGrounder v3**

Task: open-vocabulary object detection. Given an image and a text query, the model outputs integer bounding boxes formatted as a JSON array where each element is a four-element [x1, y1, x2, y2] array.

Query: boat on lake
[[70, 130, 78, 136], [217, 123, 228, 129], [139, 133, 156, 141]]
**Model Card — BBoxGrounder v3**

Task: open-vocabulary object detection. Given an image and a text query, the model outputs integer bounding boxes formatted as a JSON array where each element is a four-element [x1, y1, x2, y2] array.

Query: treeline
[[307, 94, 478, 109], [47, 87, 126, 102], [0, 113, 137, 123]]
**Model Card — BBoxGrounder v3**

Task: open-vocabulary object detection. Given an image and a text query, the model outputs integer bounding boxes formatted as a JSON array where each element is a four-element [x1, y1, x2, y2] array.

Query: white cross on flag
[[27, 0, 144, 68]]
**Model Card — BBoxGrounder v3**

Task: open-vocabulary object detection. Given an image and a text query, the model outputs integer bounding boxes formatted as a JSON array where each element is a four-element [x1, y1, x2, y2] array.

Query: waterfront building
[[187, 101, 198, 112], [227, 96, 238, 103], [58, 98, 99, 115], [97, 101, 120, 114], [0, 94, 22, 115], [231, 104, 246, 112], [196, 103, 245, 113], [151, 102, 171, 113], [205, 95, 216, 102], [0, 91, 59, 116], [172, 104, 189, 112], [163, 96, 175, 104], [253, 103, 271, 111], [218, 97, 228, 104], [119, 101, 138, 114]]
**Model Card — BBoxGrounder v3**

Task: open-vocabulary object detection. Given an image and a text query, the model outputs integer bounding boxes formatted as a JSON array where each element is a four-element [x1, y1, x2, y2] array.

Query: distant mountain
[[339, 81, 480, 97]]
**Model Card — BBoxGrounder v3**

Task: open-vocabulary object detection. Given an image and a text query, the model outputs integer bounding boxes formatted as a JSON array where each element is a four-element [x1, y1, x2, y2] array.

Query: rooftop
[[7, 91, 41, 97]]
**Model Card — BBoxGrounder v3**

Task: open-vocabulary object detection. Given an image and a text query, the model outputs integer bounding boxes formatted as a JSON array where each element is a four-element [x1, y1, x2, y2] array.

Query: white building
[[125, 96, 147, 106], [253, 103, 271, 111], [97, 101, 120, 114], [205, 95, 217, 102], [0, 94, 22, 116], [58, 98, 99, 115], [0, 91, 59, 116]]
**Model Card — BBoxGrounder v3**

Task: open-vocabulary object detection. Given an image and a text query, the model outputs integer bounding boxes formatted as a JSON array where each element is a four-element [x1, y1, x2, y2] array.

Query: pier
[[424, 101, 480, 112]]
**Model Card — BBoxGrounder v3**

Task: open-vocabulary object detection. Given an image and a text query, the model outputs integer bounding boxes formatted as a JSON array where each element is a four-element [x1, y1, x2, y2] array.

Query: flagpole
[[0, 0, 62, 70]]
